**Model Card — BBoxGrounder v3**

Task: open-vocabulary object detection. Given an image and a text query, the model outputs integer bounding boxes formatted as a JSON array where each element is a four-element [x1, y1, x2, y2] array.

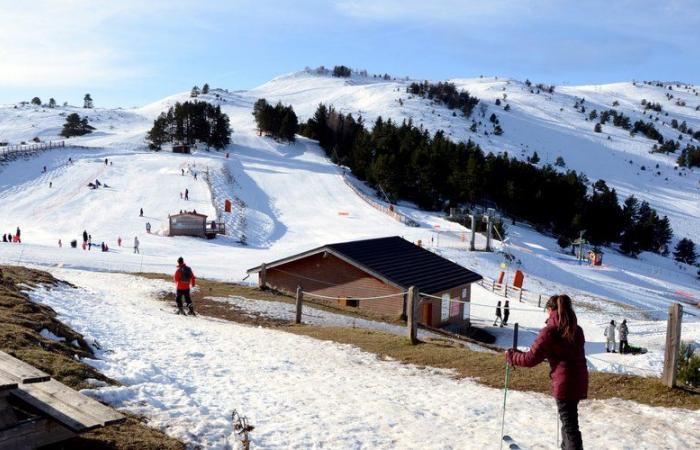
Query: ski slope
[[27, 269, 700, 450], [1, 71, 699, 448]]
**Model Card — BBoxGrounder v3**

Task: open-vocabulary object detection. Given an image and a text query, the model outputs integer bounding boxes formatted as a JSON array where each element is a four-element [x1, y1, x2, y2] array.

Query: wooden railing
[[0, 140, 65, 159], [341, 174, 419, 227]]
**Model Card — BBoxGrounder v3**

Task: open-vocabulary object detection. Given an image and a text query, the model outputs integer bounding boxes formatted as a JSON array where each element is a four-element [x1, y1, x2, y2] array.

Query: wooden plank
[[662, 303, 683, 387], [0, 352, 50, 384], [11, 379, 124, 432], [0, 417, 75, 450], [0, 372, 18, 391]]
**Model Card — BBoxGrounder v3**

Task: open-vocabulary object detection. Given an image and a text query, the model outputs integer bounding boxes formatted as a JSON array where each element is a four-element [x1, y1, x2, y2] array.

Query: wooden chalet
[[247, 236, 482, 327]]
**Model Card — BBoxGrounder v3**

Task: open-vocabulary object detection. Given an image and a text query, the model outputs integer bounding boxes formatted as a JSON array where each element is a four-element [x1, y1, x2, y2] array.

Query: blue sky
[[2, 0, 698, 107]]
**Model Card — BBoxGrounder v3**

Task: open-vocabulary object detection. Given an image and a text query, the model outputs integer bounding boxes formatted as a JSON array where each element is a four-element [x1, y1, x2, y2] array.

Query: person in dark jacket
[[493, 300, 503, 326], [82, 230, 88, 244], [174, 257, 196, 315], [506, 295, 588, 450], [502, 300, 510, 327], [618, 319, 629, 354]]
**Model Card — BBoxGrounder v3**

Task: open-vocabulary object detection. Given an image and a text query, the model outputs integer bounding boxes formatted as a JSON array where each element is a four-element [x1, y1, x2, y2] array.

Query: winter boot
[[176, 306, 186, 315], [187, 304, 196, 316]]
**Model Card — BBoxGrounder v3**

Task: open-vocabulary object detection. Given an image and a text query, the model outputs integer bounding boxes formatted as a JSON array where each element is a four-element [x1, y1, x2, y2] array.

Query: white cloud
[[0, 0, 190, 87], [333, 0, 543, 23]]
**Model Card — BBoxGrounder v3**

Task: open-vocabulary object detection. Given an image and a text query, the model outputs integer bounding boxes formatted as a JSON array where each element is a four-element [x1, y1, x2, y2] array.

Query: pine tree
[[555, 156, 565, 167], [83, 94, 93, 108], [31, 97, 42, 106], [48, 98, 56, 108], [594, 123, 602, 133], [528, 152, 540, 164], [190, 86, 200, 98], [60, 113, 95, 137], [674, 238, 697, 265], [202, 83, 210, 94]]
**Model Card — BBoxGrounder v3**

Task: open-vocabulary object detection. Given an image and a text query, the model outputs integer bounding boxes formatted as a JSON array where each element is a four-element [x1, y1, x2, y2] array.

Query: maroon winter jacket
[[508, 311, 589, 401]]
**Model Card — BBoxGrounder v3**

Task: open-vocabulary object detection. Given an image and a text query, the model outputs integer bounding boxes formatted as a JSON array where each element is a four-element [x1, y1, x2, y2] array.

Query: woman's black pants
[[556, 399, 583, 450]]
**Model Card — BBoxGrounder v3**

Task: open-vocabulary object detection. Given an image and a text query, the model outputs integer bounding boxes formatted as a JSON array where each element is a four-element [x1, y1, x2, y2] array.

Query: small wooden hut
[[169, 212, 208, 238]]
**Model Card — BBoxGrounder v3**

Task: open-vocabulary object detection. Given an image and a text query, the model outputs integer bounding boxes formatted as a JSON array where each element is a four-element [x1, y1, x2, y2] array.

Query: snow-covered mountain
[[1, 69, 699, 448]]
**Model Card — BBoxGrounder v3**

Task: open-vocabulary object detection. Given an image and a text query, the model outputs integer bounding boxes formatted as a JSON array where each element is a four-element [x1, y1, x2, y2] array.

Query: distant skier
[[193, 172, 197, 180], [49, 181, 52, 188], [133, 236, 140, 254], [618, 319, 629, 354], [506, 295, 588, 450], [104, 158, 108, 165], [16, 227, 21, 240], [117, 236, 122, 247], [58, 239, 62, 248], [174, 257, 196, 315], [82, 230, 88, 244], [181, 168, 185, 176], [2, 234, 6, 243], [493, 300, 503, 326], [502, 300, 510, 327], [184, 189, 189, 200], [139, 208, 144, 217], [146, 222, 151, 233], [604, 320, 617, 353]]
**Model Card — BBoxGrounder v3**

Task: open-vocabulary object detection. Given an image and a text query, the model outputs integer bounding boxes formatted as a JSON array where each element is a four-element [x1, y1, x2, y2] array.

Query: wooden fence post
[[538, 294, 542, 308], [662, 303, 683, 387], [259, 263, 267, 290], [518, 289, 523, 302], [295, 286, 304, 324], [407, 286, 419, 345]]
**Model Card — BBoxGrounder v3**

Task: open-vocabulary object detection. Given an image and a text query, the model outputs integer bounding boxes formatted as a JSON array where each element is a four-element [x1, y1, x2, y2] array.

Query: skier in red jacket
[[174, 256, 196, 315], [506, 295, 588, 450]]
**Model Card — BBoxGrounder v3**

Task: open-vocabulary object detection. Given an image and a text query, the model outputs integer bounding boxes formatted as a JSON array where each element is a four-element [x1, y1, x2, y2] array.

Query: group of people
[[604, 319, 630, 353], [493, 300, 511, 327], [1, 227, 21, 243]]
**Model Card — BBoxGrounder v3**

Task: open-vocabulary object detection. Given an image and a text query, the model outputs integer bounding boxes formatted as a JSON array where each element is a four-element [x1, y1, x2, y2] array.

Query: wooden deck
[[0, 351, 125, 449]]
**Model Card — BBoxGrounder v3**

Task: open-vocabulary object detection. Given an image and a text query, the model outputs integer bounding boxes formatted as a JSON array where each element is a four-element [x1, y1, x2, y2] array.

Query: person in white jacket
[[604, 320, 617, 353]]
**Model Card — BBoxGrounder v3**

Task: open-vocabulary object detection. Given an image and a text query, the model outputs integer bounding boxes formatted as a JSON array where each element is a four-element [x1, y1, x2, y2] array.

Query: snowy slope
[[0, 70, 698, 372], [244, 71, 700, 243]]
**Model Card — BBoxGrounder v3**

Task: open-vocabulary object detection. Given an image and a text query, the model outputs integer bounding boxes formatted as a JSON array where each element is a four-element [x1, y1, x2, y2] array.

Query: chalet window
[[346, 299, 359, 308]]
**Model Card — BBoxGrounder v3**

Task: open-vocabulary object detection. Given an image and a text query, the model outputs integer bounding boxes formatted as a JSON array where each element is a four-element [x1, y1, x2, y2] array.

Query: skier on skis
[[133, 236, 140, 254], [174, 256, 196, 315], [604, 320, 617, 353], [506, 295, 588, 450]]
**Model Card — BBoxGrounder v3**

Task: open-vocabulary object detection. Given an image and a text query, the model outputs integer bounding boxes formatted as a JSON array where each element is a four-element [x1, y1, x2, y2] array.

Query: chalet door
[[421, 303, 433, 326]]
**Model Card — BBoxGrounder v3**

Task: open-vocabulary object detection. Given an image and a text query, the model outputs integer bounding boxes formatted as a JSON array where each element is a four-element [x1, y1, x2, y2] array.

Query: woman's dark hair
[[545, 295, 578, 342]]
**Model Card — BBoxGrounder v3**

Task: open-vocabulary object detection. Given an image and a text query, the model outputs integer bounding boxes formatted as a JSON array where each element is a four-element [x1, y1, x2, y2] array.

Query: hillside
[[0, 70, 699, 448]]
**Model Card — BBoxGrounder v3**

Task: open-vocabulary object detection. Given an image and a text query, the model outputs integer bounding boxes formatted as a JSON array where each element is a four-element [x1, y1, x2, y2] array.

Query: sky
[[1, 0, 698, 107]]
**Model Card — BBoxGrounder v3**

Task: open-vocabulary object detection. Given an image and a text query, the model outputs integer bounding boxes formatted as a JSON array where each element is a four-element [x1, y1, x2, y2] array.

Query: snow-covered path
[[28, 268, 700, 449]]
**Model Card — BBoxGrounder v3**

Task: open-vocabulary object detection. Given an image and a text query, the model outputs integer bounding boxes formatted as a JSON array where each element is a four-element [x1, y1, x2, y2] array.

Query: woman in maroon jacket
[[506, 295, 588, 450]]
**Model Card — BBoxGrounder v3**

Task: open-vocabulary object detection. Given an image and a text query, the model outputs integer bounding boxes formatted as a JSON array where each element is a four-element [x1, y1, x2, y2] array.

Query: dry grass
[[0, 265, 184, 450], [136, 272, 700, 410]]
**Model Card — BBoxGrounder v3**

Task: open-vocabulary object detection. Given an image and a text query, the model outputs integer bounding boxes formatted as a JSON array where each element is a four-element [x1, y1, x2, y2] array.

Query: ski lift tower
[[572, 230, 589, 264], [467, 207, 501, 252]]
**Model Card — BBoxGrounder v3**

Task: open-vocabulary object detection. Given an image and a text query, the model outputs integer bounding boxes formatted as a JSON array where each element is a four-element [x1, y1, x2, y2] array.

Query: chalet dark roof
[[248, 236, 482, 294]]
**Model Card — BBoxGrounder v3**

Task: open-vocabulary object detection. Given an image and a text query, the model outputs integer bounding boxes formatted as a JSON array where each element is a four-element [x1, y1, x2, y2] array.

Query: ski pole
[[499, 323, 518, 450]]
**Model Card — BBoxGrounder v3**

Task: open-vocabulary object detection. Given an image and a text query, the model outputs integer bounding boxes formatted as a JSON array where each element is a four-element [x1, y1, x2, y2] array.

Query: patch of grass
[[135, 272, 700, 410], [0, 265, 185, 450], [290, 326, 700, 410], [140, 272, 404, 325]]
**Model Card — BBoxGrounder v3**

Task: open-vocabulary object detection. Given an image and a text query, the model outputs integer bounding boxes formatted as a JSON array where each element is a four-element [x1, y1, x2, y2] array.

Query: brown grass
[[137, 272, 700, 410], [0, 265, 185, 450]]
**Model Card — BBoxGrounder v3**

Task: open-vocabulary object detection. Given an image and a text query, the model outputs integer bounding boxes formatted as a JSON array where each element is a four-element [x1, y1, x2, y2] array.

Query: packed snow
[[26, 269, 700, 449]]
